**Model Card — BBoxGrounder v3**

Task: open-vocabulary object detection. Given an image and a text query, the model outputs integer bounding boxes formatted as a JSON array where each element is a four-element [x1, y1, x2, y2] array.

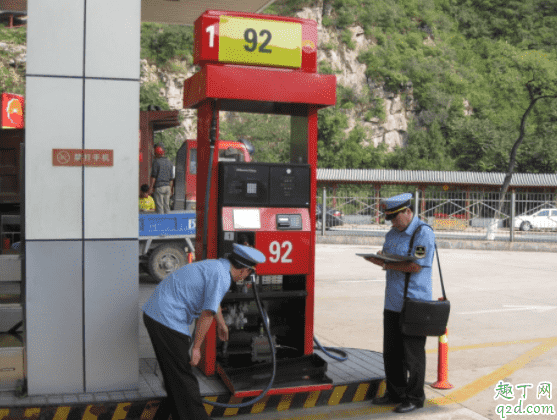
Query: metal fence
[[317, 187, 557, 243]]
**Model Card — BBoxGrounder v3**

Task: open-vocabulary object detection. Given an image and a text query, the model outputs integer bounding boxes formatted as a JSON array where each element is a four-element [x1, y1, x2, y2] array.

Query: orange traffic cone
[[431, 328, 453, 389], [187, 252, 193, 264]]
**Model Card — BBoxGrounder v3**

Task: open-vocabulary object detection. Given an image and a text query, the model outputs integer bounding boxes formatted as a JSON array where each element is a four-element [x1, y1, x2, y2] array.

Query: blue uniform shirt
[[383, 216, 435, 312], [143, 258, 232, 336]]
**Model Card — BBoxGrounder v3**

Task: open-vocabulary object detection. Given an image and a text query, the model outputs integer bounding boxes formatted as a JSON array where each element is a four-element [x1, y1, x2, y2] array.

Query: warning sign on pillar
[[53, 149, 114, 167]]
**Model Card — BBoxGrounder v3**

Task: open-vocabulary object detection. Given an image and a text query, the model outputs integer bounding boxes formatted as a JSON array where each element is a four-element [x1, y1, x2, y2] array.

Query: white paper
[[233, 209, 261, 229]]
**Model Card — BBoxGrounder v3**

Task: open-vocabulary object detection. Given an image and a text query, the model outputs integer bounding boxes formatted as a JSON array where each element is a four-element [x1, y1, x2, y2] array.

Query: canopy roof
[[0, 1, 276, 25]]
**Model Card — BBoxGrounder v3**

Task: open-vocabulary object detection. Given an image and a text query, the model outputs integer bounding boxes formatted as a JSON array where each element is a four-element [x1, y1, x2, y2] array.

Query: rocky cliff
[[140, 1, 421, 151], [0, 6, 420, 151]]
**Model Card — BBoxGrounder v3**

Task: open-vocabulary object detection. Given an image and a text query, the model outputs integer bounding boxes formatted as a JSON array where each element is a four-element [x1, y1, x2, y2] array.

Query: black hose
[[202, 275, 277, 407], [201, 104, 218, 261], [313, 336, 348, 362], [199, 102, 277, 407]]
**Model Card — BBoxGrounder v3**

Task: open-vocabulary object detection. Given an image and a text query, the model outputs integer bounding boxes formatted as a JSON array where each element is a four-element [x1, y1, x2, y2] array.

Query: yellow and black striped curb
[[0, 400, 160, 420], [205, 379, 385, 418], [0, 380, 385, 419]]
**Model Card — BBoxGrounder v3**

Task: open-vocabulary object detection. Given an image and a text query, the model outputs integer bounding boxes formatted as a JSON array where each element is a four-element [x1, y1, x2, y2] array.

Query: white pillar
[[25, 0, 140, 394]]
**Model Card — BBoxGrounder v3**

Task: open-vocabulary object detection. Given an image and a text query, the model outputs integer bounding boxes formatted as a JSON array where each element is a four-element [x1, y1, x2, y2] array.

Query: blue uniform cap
[[230, 243, 266, 269], [381, 193, 413, 220]]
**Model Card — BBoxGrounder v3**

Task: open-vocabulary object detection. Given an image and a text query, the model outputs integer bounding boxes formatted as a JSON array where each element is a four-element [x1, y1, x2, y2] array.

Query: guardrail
[[318, 188, 557, 243]]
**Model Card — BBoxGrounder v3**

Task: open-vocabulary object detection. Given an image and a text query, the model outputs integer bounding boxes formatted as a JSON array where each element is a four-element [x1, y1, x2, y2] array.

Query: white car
[[514, 209, 557, 231]]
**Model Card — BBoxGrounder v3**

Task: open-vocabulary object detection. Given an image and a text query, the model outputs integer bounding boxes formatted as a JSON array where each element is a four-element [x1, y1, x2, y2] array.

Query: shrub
[[340, 29, 356, 50], [141, 23, 194, 67]]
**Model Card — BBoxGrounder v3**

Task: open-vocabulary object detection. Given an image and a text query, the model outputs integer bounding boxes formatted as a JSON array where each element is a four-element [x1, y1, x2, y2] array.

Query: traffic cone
[[431, 328, 453, 389], [187, 252, 193, 264]]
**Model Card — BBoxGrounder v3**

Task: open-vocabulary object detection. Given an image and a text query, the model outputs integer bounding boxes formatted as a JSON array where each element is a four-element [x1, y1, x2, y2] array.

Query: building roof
[[141, 0, 275, 25], [1, 1, 277, 25], [316, 169, 557, 188]]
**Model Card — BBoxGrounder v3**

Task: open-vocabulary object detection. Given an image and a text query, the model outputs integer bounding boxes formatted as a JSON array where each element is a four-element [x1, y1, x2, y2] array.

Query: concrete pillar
[[25, 0, 140, 394]]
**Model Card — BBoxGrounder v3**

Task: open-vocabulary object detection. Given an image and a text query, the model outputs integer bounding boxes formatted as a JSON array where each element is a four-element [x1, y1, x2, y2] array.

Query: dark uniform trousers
[[383, 309, 426, 407], [143, 313, 210, 420]]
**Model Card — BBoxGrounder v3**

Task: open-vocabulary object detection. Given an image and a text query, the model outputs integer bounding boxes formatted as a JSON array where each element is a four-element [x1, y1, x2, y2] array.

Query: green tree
[[317, 108, 388, 169], [140, 82, 170, 111], [154, 126, 185, 164], [141, 23, 194, 67], [386, 121, 456, 170], [219, 113, 290, 163], [317, 108, 349, 168], [495, 47, 557, 213], [446, 117, 509, 172]]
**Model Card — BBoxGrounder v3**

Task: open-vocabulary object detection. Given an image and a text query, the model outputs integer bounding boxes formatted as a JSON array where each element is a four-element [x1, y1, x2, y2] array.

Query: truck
[[0, 106, 253, 282], [138, 132, 253, 281]]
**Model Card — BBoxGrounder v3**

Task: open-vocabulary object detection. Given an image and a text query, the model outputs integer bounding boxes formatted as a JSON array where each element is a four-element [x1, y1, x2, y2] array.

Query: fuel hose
[[313, 336, 348, 362], [201, 103, 218, 261], [200, 102, 277, 407], [202, 275, 277, 407]]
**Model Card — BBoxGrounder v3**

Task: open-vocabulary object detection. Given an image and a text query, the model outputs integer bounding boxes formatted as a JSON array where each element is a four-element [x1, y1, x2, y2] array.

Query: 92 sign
[[243, 28, 272, 53], [256, 232, 311, 275], [213, 16, 302, 69]]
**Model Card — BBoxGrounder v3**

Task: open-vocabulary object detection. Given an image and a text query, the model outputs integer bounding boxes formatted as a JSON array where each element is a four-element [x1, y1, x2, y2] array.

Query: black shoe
[[394, 401, 420, 413], [372, 394, 401, 405]]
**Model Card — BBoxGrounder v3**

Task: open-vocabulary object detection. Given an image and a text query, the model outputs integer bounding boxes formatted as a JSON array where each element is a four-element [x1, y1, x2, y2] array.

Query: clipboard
[[356, 252, 418, 262]]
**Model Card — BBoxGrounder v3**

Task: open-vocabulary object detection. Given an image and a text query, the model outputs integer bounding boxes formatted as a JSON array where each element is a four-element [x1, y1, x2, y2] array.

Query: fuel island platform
[[0, 348, 385, 419]]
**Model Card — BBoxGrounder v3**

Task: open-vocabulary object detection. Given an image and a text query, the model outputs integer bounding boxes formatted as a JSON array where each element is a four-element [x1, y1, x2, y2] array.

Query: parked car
[[316, 204, 344, 229], [514, 209, 557, 231]]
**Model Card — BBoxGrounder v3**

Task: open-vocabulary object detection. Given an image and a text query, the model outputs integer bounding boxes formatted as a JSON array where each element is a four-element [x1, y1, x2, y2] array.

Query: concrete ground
[[140, 245, 557, 420]]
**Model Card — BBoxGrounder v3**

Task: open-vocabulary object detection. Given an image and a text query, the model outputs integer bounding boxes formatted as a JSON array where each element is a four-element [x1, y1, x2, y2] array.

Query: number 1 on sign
[[206, 24, 216, 48]]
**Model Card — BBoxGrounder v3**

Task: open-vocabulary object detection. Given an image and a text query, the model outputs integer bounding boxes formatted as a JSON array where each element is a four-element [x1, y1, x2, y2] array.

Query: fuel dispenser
[[183, 9, 337, 397], [216, 163, 312, 375]]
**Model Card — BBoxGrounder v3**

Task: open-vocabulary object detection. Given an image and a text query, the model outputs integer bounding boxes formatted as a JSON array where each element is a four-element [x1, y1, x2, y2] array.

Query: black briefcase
[[400, 297, 450, 337]]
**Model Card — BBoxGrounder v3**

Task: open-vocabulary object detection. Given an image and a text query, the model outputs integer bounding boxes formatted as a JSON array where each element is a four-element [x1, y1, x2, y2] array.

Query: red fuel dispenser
[[183, 9, 336, 397], [215, 162, 319, 395]]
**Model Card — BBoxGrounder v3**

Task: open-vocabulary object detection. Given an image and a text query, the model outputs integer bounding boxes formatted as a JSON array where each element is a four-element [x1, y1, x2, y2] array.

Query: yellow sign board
[[219, 16, 302, 68]]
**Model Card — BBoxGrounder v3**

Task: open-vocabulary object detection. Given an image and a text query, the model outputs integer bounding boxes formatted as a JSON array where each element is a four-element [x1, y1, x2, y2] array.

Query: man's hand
[[365, 251, 384, 267], [191, 310, 216, 364], [215, 306, 229, 342], [190, 348, 202, 367], [217, 323, 229, 342]]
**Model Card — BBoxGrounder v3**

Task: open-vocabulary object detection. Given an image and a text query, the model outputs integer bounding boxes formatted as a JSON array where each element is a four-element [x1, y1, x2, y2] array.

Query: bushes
[[0, 25, 26, 44], [141, 23, 194, 67], [140, 82, 170, 111]]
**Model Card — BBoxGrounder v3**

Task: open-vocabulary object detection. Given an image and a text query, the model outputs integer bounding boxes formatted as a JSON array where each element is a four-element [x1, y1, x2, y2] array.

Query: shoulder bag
[[399, 224, 450, 336]]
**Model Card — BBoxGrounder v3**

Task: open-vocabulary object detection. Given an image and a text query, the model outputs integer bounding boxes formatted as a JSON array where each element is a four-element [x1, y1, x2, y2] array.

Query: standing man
[[143, 243, 266, 420], [365, 193, 435, 414], [149, 144, 174, 214]]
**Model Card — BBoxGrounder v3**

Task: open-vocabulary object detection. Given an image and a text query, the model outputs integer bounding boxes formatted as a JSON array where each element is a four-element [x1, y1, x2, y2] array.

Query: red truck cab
[[138, 110, 252, 211], [182, 139, 251, 209], [173, 139, 252, 210]]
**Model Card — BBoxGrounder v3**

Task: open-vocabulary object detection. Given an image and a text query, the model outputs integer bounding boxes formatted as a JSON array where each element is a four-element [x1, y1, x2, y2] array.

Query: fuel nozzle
[[243, 273, 256, 293]]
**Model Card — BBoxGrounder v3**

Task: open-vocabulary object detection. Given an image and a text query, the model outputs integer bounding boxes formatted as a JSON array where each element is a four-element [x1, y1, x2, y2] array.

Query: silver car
[[514, 209, 557, 231]]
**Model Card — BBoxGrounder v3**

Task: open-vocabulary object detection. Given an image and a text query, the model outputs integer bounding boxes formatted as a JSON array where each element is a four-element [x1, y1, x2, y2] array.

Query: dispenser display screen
[[219, 163, 269, 206], [269, 165, 310, 207], [219, 162, 310, 208]]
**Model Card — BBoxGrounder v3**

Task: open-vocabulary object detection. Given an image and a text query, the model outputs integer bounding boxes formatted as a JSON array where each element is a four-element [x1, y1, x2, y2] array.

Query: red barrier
[[431, 328, 454, 389]]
